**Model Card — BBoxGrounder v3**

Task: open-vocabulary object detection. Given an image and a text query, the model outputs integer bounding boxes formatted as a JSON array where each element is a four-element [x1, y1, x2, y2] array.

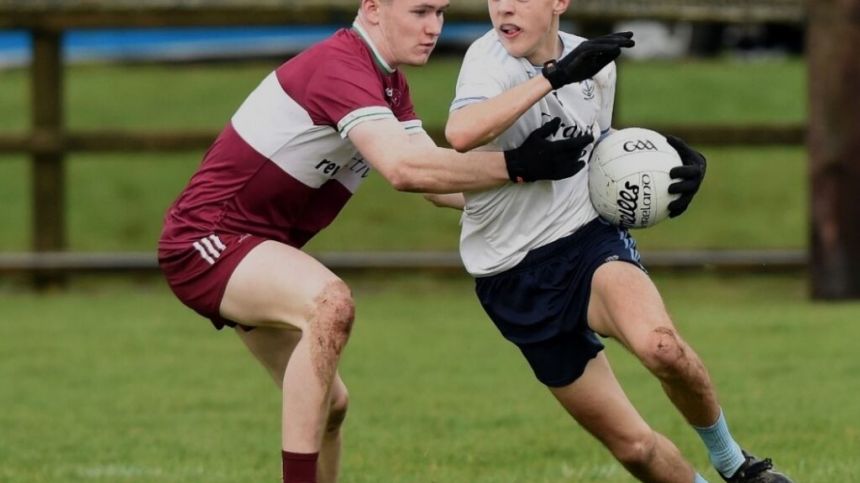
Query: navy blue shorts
[[475, 217, 645, 387]]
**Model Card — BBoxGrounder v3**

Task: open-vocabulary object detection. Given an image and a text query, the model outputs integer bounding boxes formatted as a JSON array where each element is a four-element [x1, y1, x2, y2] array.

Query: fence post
[[808, 0, 860, 299], [30, 28, 67, 288]]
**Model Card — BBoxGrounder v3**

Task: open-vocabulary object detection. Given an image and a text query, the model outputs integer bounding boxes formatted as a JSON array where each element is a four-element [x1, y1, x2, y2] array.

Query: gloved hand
[[542, 32, 635, 90], [503, 117, 594, 183], [666, 135, 707, 217]]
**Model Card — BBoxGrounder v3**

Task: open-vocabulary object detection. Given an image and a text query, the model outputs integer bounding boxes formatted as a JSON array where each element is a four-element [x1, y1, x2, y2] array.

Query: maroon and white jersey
[[160, 23, 423, 250]]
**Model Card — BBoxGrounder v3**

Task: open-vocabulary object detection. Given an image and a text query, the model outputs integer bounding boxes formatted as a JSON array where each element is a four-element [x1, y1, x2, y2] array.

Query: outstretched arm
[[348, 117, 589, 194], [408, 131, 466, 209], [349, 118, 507, 193]]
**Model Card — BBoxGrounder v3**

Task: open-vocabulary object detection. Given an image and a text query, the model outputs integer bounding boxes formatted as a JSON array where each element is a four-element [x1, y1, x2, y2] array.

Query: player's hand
[[666, 135, 707, 218], [542, 32, 635, 90], [503, 117, 594, 183]]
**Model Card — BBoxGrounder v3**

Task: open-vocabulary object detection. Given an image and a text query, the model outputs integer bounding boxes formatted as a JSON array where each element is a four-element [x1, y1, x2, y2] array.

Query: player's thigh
[[587, 261, 674, 349], [221, 240, 346, 330], [549, 352, 652, 447]]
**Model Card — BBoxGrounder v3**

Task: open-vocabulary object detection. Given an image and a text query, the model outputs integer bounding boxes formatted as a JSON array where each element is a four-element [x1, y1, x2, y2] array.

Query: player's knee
[[640, 326, 687, 380], [326, 388, 349, 434], [312, 279, 355, 346], [611, 430, 658, 471]]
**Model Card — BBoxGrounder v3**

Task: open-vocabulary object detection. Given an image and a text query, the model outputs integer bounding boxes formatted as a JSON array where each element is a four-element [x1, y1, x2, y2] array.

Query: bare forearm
[[446, 75, 552, 152], [392, 147, 509, 194], [350, 120, 512, 194]]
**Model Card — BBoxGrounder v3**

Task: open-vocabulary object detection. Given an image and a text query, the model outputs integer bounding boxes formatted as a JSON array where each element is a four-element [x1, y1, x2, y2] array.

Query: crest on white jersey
[[582, 79, 596, 100]]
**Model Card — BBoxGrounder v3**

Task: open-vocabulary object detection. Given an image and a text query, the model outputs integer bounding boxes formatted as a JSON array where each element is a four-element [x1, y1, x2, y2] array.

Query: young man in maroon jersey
[[158, 0, 632, 481]]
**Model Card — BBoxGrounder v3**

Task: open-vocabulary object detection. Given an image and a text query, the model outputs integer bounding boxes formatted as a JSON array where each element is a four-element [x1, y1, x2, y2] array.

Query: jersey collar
[[558, 33, 573, 58], [352, 21, 395, 75]]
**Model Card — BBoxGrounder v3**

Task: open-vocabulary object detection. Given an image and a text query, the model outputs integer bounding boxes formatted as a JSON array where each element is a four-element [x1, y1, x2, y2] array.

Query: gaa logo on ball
[[623, 139, 657, 152], [588, 128, 682, 229]]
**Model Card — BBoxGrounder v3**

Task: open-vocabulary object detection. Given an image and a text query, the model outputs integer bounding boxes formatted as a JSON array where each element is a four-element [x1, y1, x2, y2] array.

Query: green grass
[[0, 144, 807, 252], [0, 57, 807, 131], [0, 56, 841, 483], [615, 58, 807, 126], [0, 62, 274, 132], [0, 57, 806, 252], [0, 67, 29, 133], [403, 56, 806, 126], [0, 273, 857, 482]]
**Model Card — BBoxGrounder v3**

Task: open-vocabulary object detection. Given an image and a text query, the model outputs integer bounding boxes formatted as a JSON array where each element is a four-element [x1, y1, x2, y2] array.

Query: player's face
[[378, 0, 448, 66], [488, 0, 566, 64]]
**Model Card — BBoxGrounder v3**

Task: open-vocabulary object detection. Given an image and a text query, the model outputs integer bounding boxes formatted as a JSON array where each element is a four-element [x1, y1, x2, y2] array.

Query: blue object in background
[[0, 24, 491, 68]]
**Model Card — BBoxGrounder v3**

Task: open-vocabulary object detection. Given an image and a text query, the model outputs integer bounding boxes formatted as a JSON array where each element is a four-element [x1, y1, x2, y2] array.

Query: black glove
[[542, 32, 635, 90], [503, 117, 594, 183], [666, 135, 707, 218]]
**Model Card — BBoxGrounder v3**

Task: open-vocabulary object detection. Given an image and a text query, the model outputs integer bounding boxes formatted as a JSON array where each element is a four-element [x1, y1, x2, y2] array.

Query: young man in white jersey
[[157, 0, 636, 481], [429, 1, 794, 482]]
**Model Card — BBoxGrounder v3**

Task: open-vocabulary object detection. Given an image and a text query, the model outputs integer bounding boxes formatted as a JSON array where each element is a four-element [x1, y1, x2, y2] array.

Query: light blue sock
[[693, 409, 746, 477], [694, 473, 709, 483]]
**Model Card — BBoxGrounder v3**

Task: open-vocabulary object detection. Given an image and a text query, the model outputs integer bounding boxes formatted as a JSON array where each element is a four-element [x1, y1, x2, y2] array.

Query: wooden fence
[[0, 0, 807, 280], [0, 0, 807, 27]]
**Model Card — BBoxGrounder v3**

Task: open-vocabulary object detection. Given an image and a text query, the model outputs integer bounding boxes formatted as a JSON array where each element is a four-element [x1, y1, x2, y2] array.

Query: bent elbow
[[445, 126, 475, 153]]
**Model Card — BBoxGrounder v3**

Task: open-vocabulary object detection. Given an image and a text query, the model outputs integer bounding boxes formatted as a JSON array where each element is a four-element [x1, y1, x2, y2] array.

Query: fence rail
[[0, 0, 808, 279], [0, 250, 807, 276], [0, 123, 807, 156], [0, 0, 806, 28]]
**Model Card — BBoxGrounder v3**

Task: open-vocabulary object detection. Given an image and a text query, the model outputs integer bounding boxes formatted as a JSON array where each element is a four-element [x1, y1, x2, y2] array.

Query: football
[[588, 127, 683, 229]]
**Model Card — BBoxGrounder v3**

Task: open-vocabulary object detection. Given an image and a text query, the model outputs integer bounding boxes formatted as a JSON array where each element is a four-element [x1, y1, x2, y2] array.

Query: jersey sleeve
[[450, 41, 511, 112], [392, 73, 424, 135], [596, 62, 617, 135], [302, 54, 396, 138]]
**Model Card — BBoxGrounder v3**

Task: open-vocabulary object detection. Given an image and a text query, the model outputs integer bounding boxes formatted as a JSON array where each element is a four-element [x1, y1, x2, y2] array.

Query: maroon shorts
[[158, 232, 266, 330]]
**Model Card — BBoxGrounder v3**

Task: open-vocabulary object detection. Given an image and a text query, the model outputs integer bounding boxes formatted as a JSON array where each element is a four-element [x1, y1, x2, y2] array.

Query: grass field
[[0, 56, 806, 252], [2, 53, 846, 483], [0, 56, 806, 132], [0, 273, 858, 482], [0, 144, 807, 253]]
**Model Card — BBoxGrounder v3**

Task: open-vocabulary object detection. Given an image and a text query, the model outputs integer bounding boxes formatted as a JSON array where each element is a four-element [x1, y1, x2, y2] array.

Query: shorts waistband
[[512, 217, 609, 271]]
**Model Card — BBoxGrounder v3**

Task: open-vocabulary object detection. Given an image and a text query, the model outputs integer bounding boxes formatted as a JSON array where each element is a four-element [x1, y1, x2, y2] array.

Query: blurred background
[[1, 1, 858, 482]]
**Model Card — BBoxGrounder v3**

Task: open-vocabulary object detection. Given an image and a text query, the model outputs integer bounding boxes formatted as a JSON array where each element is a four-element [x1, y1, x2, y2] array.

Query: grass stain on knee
[[309, 280, 355, 382]]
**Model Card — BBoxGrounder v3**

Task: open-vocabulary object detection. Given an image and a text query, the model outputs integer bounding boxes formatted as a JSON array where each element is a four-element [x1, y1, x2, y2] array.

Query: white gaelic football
[[588, 128, 683, 229]]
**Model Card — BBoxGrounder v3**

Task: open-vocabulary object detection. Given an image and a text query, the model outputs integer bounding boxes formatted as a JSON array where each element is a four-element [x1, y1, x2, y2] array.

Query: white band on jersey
[[450, 96, 489, 112], [401, 119, 424, 133], [337, 106, 397, 138]]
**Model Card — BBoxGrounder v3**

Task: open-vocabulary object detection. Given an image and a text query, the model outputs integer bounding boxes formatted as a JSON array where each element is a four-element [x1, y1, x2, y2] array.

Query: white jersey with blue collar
[[451, 29, 616, 277]]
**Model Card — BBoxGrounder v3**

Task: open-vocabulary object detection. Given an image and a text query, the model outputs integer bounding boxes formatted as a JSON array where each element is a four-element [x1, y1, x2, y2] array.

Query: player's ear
[[552, 0, 570, 16], [360, 0, 383, 24]]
